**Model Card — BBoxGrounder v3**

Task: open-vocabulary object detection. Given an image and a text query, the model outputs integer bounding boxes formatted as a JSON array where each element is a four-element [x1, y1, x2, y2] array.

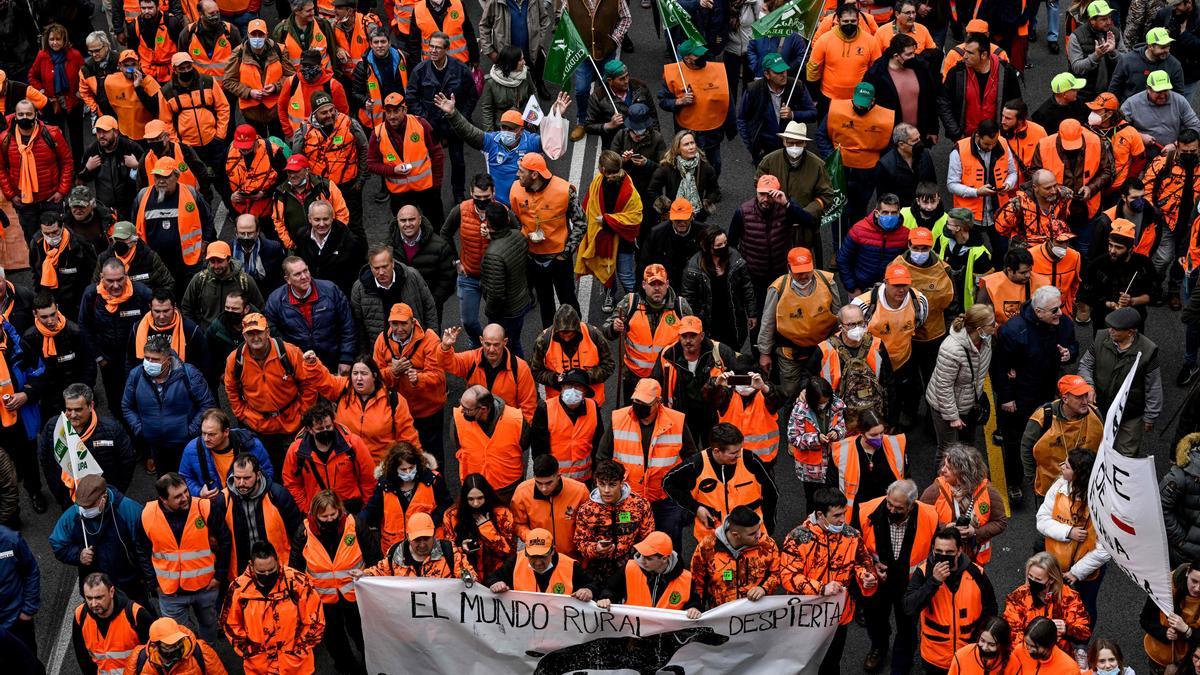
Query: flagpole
[[785, 34, 816, 105], [589, 56, 619, 112], [662, 22, 689, 89]]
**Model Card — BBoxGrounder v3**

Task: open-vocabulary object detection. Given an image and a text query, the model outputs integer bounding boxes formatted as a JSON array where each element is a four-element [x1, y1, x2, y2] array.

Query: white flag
[[53, 413, 104, 484], [523, 94, 545, 126]]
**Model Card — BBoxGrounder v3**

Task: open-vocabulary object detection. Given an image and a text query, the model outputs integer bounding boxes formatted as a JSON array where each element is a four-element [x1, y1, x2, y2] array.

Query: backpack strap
[[1039, 401, 1055, 435]]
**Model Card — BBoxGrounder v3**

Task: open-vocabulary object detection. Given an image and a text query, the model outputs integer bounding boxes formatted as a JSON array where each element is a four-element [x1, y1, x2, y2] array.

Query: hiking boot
[[1178, 364, 1200, 387], [570, 125, 587, 142], [991, 430, 1003, 445], [864, 647, 887, 672], [28, 491, 46, 515]]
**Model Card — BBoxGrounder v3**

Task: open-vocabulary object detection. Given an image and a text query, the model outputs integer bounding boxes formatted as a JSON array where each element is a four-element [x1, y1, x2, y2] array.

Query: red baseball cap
[[233, 124, 257, 150], [285, 155, 309, 172]]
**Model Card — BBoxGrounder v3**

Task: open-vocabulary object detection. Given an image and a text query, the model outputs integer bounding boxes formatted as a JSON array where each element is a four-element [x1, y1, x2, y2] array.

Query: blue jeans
[[457, 273, 484, 347], [159, 587, 220, 643], [652, 498, 692, 554], [574, 55, 616, 125], [616, 251, 636, 295], [1030, 0, 1060, 41]]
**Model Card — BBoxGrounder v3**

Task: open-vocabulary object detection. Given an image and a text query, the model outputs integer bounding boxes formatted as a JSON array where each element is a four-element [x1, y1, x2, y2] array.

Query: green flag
[[657, 0, 707, 47], [751, 0, 823, 39], [820, 148, 846, 229], [545, 13, 589, 87]]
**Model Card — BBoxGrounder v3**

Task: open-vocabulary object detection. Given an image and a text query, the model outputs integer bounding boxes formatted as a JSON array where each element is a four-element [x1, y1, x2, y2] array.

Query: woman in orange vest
[[947, 616, 1021, 674], [1003, 552, 1092, 655], [295, 490, 370, 675], [594, 531, 701, 617], [1036, 449, 1108, 627], [310, 355, 422, 461], [829, 409, 905, 518], [442, 473, 515, 580], [361, 441, 451, 555], [787, 376, 849, 511], [920, 444, 1007, 567], [1011, 616, 1086, 674], [1142, 563, 1200, 672]]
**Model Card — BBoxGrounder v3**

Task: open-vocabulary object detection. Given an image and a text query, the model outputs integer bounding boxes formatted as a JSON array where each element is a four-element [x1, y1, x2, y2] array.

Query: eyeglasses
[[841, 321, 866, 329]]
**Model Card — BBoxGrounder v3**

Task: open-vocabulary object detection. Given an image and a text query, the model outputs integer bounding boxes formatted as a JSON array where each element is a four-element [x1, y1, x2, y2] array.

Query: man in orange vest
[[1001, 99, 1048, 182], [510, 152, 584, 328], [273, 0, 341, 75], [659, 39, 732, 174], [354, 511, 475, 578], [530, 370, 604, 485], [976, 246, 1035, 326], [209, 453, 305, 579], [294, 89, 369, 239], [137, 473, 226, 642], [663, 422, 777, 543], [222, 19, 294, 138], [439, 323, 538, 421], [711, 366, 787, 469], [126, 617, 227, 674], [595, 531, 701, 617], [487, 527, 597, 599], [604, 264, 692, 399], [947, 119, 1019, 234], [365, 92, 443, 223], [179, 1, 241, 81], [450, 384, 529, 501], [901, 526, 998, 674], [651, 316, 739, 442], [137, 119, 209, 198], [818, 82, 895, 228], [72, 572, 154, 675], [509, 453, 590, 557], [598, 378, 694, 550], [758, 246, 842, 399], [530, 304, 613, 405], [331, 0, 383, 79], [858, 479, 940, 674], [134, 156, 215, 292], [351, 28, 407, 143], [122, 0, 184, 84], [402, 0, 478, 66], [1088, 92, 1146, 198], [1031, 231, 1083, 318]]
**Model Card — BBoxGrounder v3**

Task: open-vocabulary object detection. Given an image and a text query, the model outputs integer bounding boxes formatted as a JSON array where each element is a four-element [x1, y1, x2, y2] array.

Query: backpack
[[231, 337, 296, 399], [835, 339, 885, 425]]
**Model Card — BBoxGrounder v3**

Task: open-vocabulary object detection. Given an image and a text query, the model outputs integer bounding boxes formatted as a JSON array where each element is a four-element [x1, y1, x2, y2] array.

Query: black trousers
[[0, 426, 40, 495], [413, 411, 445, 470], [818, 624, 848, 675], [998, 403, 1037, 488], [323, 599, 366, 675], [865, 583, 917, 675], [388, 187, 445, 231], [528, 256, 579, 329], [339, 180, 366, 241]]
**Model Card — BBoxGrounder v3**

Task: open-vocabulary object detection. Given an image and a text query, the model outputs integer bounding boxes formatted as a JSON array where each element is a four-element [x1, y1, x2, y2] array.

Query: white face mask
[[1051, 245, 1068, 258], [248, 37, 266, 50], [44, 234, 62, 247], [734, 385, 755, 396], [786, 145, 804, 159], [1087, 111, 1103, 127], [397, 468, 417, 482], [909, 250, 930, 265], [80, 504, 103, 518], [846, 326, 867, 342], [560, 387, 584, 406]]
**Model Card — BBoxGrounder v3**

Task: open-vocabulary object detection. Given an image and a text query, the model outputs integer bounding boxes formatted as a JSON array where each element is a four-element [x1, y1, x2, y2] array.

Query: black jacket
[[587, 79, 658, 149], [76, 136, 144, 217], [662, 448, 777, 532], [865, 57, 939, 140], [77, 280, 152, 359], [641, 222, 703, 290], [37, 413, 133, 507], [901, 550, 998, 618], [64, 203, 118, 254], [92, 241, 175, 295], [938, 59, 1023, 140], [647, 161, 722, 222], [990, 302, 1079, 412], [20, 319, 96, 410], [1154, 5, 1200, 83], [210, 477, 305, 576], [680, 249, 757, 348], [389, 218, 457, 307], [30, 229, 97, 318], [0, 282, 33, 336], [292, 224, 367, 294], [736, 77, 818, 158], [875, 147, 938, 206]]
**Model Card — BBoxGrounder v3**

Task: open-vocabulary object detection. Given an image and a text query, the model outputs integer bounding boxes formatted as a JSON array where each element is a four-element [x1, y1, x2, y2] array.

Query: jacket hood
[[226, 472, 268, 500], [589, 483, 631, 504], [1177, 432, 1200, 468], [552, 303, 581, 333]]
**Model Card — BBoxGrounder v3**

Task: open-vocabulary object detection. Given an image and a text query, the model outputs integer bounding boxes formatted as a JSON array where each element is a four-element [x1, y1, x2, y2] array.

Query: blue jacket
[[263, 280, 358, 367], [1, 320, 43, 440], [991, 302, 1080, 412], [179, 428, 275, 495], [0, 526, 38, 629], [230, 234, 286, 294], [675, 0, 728, 52], [121, 355, 215, 447], [747, 34, 808, 78], [50, 487, 149, 589], [405, 58, 478, 138], [485, 131, 542, 206], [736, 77, 817, 156]]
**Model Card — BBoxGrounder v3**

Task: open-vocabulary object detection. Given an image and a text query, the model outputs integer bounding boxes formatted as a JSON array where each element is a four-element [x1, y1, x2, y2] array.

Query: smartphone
[[955, 515, 970, 527], [727, 375, 753, 386]]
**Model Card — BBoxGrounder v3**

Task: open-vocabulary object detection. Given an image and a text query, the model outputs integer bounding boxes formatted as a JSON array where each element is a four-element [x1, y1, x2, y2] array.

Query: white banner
[[356, 577, 844, 674], [1086, 353, 1174, 615], [52, 413, 103, 483]]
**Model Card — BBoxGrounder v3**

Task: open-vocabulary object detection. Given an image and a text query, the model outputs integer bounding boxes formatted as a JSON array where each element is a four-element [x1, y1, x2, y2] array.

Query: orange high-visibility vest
[[978, 271, 1029, 326], [120, 0, 167, 23], [413, 0, 469, 62], [816, 338, 884, 391], [380, 483, 436, 554], [358, 53, 408, 129], [1101, 205, 1156, 256], [718, 390, 779, 463], [830, 434, 905, 508], [769, 272, 838, 350], [141, 499, 217, 594], [661, 61, 730, 132], [1008, 121, 1047, 180], [225, 139, 277, 218], [187, 25, 234, 77], [952, 136, 1013, 222], [285, 77, 309, 139], [623, 293, 681, 378], [223, 488, 291, 579], [691, 449, 764, 541], [1030, 243, 1082, 316], [335, 13, 381, 73], [861, 289, 918, 369], [1036, 131, 1103, 217], [135, 185, 204, 266], [238, 59, 285, 110], [546, 396, 599, 481], [392, 0, 418, 34], [513, 552, 576, 593], [610, 406, 685, 502], [144, 143, 199, 189], [76, 602, 144, 675], [283, 27, 333, 73], [542, 325, 606, 405], [859, 497, 940, 575], [131, 17, 177, 83], [931, 477, 994, 565], [624, 559, 692, 609], [376, 118, 434, 192], [303, 113, 360, 185], [1107, 122, 1144, 188], [454, 403, 525, 489], [917, 561, 986, 668], [511, 176, 573, 256], [303, 518, 364, 603], [1044, 490, 1096, 577], [827, 98, 895, 169]]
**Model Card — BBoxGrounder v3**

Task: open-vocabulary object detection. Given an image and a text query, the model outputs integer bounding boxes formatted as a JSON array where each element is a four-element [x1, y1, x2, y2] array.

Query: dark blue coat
[[229, 235, 287, 295], [736, 77, 817, 157], [178, 428, 276, 495], [77, 281, 152, 360], [991, 302, 1080, 411], [0, 526, 38, 630], [405, 58, 478, 138], [748, 34, 808, 78], [121, 356, 215, 447], [49, 486, 149, 590], [263, 280, 358, 368]]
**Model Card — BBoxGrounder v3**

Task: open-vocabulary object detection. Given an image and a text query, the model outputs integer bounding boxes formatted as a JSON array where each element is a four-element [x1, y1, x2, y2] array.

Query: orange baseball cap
[[519, 152, 551, 179], [908, 227, 934, 247], [669, 197, 694, 220], [787, 247, 814, 273], [247, 18, 268, 34], [241, 312, 268, 333], [143, 119, 169, 139], [965, 18, 989, 33], [756, 174, 781, 192], [500, 110, 524, 127], [631, 378, 662, 403], [524, 528, 554, 556], [1058, 119, 1084, 150], [634, 531, 673, 557], [1053, 229, 1077, 241], [389, 303, 414, 322], [233, 124, 257, 150], [1087, 92, 1120, 112], [205, 241, 231, 260], [407, 512, 436, 538], [677, 315, 703, 334], [1058, 374, 1093, 397], [643, 263, 668, 284], [149, 618, 188, 645], [884, 263, 912, 285], [383, 92, 404, 107], [151, 156, 179, 176], [119, 49, 138, 63], [94, 115, 119, 132], [1110, 218, 1136, 240], [170, 51, 193, 67]]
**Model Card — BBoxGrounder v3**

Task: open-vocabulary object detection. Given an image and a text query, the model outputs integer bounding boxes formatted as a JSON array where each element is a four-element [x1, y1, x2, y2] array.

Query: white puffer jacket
[[924, 327, 992, 421]]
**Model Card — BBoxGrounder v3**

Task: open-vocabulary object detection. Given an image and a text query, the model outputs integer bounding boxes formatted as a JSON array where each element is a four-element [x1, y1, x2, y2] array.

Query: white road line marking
[[48, 590, 77, 675], [568, 135, 597, 325]]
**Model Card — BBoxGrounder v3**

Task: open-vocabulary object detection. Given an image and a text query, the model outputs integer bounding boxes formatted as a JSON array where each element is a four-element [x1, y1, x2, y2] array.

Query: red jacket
[[28, 48, 85, 113], [282, 426, 378, 512], [277, 73, 349, 138], [0, 121, 73, 203]]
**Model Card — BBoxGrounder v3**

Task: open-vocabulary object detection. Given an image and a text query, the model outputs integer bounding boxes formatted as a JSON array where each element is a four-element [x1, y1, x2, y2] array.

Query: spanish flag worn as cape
[[575, 173, 643, 286]]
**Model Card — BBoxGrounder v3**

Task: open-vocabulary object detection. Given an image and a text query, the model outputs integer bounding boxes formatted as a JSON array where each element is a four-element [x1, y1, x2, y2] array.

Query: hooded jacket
[[121, 355, 216, 447], [178, 428, 276, 496], [350, 261, 438, 344], [1162, 434, 1200, 563], [50, 486, 150, 589], [211, 473, 305, 576], [528, 305, 615, 393], [691, 519, 781, 608], [179, 259, 266, 329], [572, 484, 654, 581]]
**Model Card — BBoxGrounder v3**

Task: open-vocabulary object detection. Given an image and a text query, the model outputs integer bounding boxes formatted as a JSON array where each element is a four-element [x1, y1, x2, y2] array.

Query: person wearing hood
[[209, 453, 305, 579], [586, 60, 658, 150], [1141, 559, 1200, 672], [122, 333, 216, 475], [1163, 434, 1200, 567], [126, 617, 226, 675], [277, 48, 349, 139], [93, 219, 176, 295], [603, 264, 692, 393], [572, 459, 655, 583], [390, 205, 456, 317], [72, 572, 155, 675], [294, 90, 369, 240], [50, 474, 152, 608], [1079, 215, 1158, 334], [530, 305, 614, 405], [281, 399, 377, 513], [933, 208, 993, 315], [178, 409, 275, 499], [596, 531, 700, 616], [359, 441, 452, 555], [180, 240, 266, 330], [838, 194, 912, 296], [351, 244, 438, 343], [690, 505, 779, 610], [487, 527, 597, 599], [480, 45, 536, 133], [902, 526, 999, 674]]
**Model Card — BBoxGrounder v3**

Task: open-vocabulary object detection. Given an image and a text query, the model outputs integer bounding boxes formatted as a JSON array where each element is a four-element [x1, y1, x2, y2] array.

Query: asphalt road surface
[[24, 2, 1186, 673]]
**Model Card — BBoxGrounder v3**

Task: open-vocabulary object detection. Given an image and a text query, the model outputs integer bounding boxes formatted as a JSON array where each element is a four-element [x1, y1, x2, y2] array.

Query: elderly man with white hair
[[991, 285, 1079, 504]]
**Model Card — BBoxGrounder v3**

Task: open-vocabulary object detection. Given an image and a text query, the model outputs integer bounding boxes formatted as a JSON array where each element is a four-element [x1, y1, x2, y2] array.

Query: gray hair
[[307, 200, 334, 219], [429, 31, 450, 48], [1032, 285, 1062, 310], [891, 123, 917, 145], [887, 478, 919, 504], [85, 31, 110, 49], [143, 333, 173, 356], [63, 383, 94, 405], [942, 444, 987, 490]]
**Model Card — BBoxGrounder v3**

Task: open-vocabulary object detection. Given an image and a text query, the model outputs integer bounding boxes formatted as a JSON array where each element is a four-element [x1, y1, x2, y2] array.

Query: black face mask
[[1128, 197, 1147, 213], [1182, 153, 1199, 168], [978, 648, 999, 664], [301, 66, 321, 82], [314, 429, 336, 445], [1027, 578, 1047, 605], [14, 118, 34, 130], [222, 310, 243, 327], [254, 571, 279, 592], [632, 402, 654, 420], [148, 142, 166, 156], [318, 519, 340, 535], [176, 69, 195, 85], [472, 198, 491, 212], [157, 644, 185, 668], [841, 24, 858, 37], [237, 236, 257, 248], [113, 241, 132, 255], [887, 508, 907, 524], [933, 553, 956, 569]]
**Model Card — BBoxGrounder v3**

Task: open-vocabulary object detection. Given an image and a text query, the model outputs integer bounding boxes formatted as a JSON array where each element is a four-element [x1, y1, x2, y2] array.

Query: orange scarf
[[39, 228, 71, 289], [0, 330, 17, 428], [114, 240, 136, 271], [0, 282, 15, 322], [135, 310, 186, 360], [13, 128, 40, 203], [98, 278, 133, 313], [35, 311, 65, 357]]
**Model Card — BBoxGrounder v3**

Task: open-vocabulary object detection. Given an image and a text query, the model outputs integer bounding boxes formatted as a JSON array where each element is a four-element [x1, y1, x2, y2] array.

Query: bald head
[[480, 323, 508, 366], [838, 304, 866, 343], [1033, 169, 1056, 189], [397, 205, 422, 239]]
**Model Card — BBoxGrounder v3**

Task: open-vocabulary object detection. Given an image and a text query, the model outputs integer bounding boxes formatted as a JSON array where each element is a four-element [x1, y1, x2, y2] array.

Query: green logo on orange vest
[[192, 48, 201, 56], [368, 80, 378, 89], [385, 153, 397, 162], [291, 102, 301, 109], [177, 162, 188, 173], [344, 534, 355, 546], [333, 135, 344, 145], [665, 315, 676, 325], [618, 511, 631, 523], [552, 583, 565, 594], [184, 202, 196, 213], [451, 10, 460, 18], [218, 38, 228, 47], [979, 503, 989, 515], [156, 35, 165, 44], [194, 517, 205, 529], [722, 569, 733, 582], [410, 133, 420, 143], [668, 591, 682, 604], [316, 33, 324, 42]]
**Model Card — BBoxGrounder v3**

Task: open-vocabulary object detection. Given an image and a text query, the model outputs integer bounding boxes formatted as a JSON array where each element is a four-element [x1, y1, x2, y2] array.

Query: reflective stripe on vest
[[135, 184, 204, 265], [543, 325, 605, 405], [141, 499, 216, 593], [303, 518, 364, 603], [546, 397, 599, 481], [718, 391, 779, 463], [225, 139, 277, 218], [375, 117, 434, 192], [413, 0, 469, 62], [133, 18, 177, 82], [610, 406, 684, 502], [691, 449, 763, 541], [188, 26, 233, 77], [623, 294, 681, 377], [817, 339, 883, 394], [358, 55, 408, 128], [951, 136, 1012, 222], [78, 600, 144, 675], [223, 487, 290, 578]]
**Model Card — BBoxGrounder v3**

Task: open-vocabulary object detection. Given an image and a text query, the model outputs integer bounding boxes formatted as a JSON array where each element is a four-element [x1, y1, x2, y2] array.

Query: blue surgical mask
[[397, 468, 417, 482], [496, 130, 517, 147], [866, 436, 884, 449], [1096, 669, 1120, 675], [1128, 197, 1146, 213], [909, 250, 930, 265], [560, 387, 584, 406], [248, 37, 266, 50], [877, 213, 901, 231], [142, 359, 164, 377]]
